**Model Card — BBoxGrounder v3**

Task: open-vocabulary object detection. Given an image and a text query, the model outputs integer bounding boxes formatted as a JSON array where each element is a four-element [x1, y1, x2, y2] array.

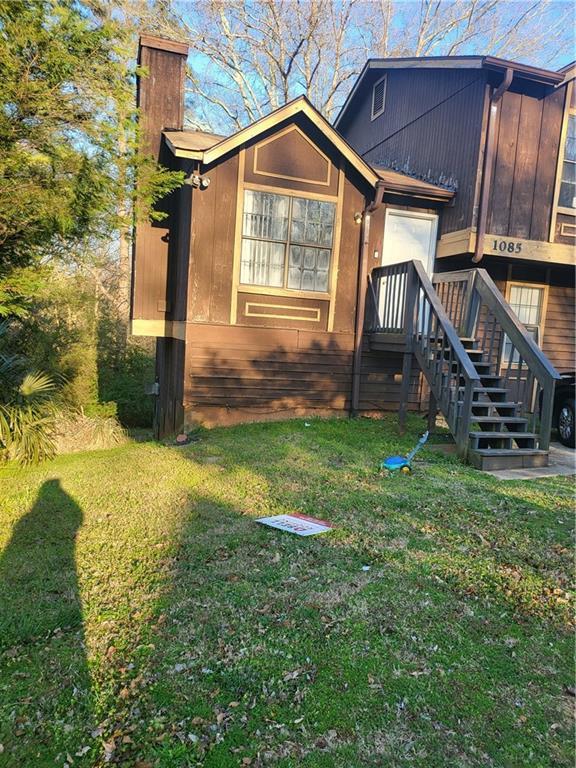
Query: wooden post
[[539, 381, 555, 451], [462, 271, 479, 338], [398, 263, 418, 434], [427, 391, 437, 433], [398, 350, 413, 434], [456, 378, 475, 459]]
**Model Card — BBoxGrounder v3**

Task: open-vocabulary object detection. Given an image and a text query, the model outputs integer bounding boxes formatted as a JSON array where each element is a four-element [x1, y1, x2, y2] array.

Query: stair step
[[468, 448, 549, 471], [472, 416, 529, 428], [469, 431, 537, 448], [465, 402, 520, 418], [469, 429, 537, 437]]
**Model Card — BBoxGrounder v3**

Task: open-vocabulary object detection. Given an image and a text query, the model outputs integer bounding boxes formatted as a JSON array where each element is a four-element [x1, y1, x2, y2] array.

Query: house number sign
[[490, 238, 523, 254]]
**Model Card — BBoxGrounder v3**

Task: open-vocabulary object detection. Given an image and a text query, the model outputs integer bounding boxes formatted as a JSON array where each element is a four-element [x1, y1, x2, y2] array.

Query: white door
[[378, 209, 438, 329], [381, 208, 438, 272]]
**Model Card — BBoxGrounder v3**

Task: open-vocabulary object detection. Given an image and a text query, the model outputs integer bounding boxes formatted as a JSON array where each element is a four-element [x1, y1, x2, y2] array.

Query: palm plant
[[0, 323, 58, 465]]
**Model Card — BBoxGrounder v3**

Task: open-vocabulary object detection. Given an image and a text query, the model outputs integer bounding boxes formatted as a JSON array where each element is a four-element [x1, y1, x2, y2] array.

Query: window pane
[[559, 179, 576, 209], [565, 116, 576, 161], [243, 190, 289, 240], [290, 198, 335, 247], [288, 245, 331, 291], [240, 239, 285, 287], [508, 286, 543, 326]]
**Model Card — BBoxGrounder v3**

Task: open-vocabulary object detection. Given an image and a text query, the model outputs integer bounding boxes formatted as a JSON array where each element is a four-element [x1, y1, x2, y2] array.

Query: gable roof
[[163, 96, 380, 188], [334, 55, 565, 129]]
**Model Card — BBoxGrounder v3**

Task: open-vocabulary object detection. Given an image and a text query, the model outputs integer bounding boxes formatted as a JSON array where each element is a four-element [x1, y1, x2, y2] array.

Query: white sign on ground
[[256, 512, 334, 536]]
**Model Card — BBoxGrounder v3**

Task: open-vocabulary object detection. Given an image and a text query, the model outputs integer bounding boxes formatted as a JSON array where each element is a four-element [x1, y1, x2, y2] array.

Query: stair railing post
[[398, 263, 418, 434], [463, 271, 480, 339], [455, 376, 475, 459], [538, 380, 555, 451]]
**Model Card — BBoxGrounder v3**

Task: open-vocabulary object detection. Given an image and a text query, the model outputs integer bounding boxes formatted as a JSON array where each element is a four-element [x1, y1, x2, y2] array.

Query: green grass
[[0, 415, 573, 767]]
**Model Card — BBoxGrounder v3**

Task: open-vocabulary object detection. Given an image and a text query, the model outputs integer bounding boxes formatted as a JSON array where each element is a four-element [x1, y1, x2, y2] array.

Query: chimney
[[137, 34, 189, 159], [131, 35, 189, 330]]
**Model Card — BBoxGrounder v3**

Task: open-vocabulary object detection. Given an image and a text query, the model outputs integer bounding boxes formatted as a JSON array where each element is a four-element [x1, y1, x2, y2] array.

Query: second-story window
[[240, 190, 335, 293], [559, 114, 576, 210]]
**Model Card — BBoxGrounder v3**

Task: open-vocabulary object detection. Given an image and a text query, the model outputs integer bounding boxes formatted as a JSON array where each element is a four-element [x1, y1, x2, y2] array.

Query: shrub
[[0, 371, 58, 465], [53, 409, 128, 455]]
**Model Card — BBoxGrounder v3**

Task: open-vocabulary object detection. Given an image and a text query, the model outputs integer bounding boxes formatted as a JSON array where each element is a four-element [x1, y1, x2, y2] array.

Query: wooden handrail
[[473, 269, 560, 384], [412, 261, 481, 383], [370, 260, 560, 456]]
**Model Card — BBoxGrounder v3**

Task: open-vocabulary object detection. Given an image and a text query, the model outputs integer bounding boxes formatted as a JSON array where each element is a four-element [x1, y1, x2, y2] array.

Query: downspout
[[351, 180, 386, 415], [472, 67, 513, 263]]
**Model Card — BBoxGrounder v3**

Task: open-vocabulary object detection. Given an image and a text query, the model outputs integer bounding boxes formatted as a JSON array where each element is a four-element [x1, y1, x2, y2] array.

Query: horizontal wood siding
[[338, 69, 486, 234], [358, 346, 421, 413], [182, 324, 355, 426], [488, 85, 565, 241], [542, 273, 575, 372]]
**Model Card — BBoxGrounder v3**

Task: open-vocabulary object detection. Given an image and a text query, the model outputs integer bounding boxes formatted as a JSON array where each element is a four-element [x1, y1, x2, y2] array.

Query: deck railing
[[368, 260, 481, 455], [368, 261, 560, 455]]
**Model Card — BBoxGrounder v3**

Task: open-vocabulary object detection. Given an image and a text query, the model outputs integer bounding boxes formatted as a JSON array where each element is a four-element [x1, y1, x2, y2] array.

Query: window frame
[[500, 281, 548, 367], [371, 75, 387, 121], [558, 111, 576, 214], [553, 80, 576, 219], [239, 187, 337, 296]]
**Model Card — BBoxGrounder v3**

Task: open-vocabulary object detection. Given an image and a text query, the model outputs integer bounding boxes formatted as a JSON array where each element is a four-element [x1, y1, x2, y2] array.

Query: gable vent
[[371, 75, 387, 120]]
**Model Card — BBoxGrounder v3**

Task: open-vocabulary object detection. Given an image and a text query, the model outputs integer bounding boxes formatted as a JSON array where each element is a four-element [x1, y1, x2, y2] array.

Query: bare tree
[[143, 0, 574, 133]]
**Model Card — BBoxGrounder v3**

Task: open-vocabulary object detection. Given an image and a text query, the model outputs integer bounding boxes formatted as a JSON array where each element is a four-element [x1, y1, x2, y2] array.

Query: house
[[131, 36, 570, 471], [335, 55, 576, 378]]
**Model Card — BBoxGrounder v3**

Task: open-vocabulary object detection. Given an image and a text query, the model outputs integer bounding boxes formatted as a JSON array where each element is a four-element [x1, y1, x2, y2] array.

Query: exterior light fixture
[[184, 173, 211, 189]]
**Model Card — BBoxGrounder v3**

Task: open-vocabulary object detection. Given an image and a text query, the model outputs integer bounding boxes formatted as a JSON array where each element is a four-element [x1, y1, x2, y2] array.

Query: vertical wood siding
[[338, 69, 486, 234], [132, 44, 187, 322], [487, 86, 565, 240]]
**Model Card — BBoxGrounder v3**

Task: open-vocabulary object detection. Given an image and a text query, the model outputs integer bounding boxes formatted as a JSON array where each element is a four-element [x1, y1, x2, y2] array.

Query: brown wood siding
[[553, 212, 576, 245], [155, 337, 185, 437], [488, 86, 565, 241], [171, 160, 193, 321], [244, 117, 340, 197], [182, 324, 354, 426], [188, 154, 239, 323], [132, 42, 187, 322], [236, 292, 329, 330], [358, 347, 421, 413], [542, 273, 576, 372], [338, 69, 486, 234], [333, 172, 366, 333]]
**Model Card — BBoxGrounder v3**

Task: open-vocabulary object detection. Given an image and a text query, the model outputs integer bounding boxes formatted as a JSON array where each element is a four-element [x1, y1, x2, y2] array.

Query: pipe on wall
[[472, 67, 513, 264], [351, 181, 386, 415]]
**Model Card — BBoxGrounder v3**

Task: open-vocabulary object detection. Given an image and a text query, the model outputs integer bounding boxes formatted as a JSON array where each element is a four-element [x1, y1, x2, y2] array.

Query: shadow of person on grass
[[0, 479, 91, 765]]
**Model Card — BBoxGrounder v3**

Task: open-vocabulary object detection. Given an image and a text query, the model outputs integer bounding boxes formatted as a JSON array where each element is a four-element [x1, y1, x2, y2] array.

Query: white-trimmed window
[[371, 75, 387, 120], [559, 113, 576, 210], [502, 284, 545, 364], [240, 190, 335, 292]]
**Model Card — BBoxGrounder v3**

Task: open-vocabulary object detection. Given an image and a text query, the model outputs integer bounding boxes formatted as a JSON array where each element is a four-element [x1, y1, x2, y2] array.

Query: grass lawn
[[0, 416, 573, 767]]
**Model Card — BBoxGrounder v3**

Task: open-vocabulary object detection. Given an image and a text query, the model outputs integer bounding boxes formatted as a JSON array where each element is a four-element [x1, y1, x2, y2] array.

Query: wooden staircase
[[366, 260, 560, 471], [439, 336, 548, 469]]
